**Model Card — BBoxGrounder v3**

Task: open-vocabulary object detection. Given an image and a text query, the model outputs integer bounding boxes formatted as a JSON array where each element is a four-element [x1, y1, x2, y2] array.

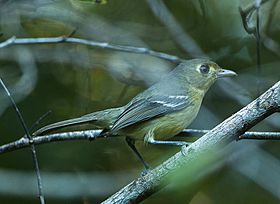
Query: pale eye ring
[[199, 64, 210, 74]]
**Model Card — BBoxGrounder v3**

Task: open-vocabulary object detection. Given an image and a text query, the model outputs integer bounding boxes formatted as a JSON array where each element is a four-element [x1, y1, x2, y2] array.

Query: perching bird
[[34, 59, 236, 169]]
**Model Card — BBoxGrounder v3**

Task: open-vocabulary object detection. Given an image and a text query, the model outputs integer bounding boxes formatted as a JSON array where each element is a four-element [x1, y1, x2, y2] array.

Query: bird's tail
[[33, 107, 123, 136]]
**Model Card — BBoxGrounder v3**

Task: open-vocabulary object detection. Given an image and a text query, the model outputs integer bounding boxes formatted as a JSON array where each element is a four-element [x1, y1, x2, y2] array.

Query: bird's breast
[[152, 104, 201, 140]]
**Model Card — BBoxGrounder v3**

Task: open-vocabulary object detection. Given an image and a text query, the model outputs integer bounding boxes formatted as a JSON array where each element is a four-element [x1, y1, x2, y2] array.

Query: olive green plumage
[[34, 58, 236, 169], [34, 59, 236, 142]]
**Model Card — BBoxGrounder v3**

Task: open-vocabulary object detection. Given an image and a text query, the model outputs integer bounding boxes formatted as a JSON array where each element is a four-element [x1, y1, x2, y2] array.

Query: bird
[[33, 58, 237, 169]]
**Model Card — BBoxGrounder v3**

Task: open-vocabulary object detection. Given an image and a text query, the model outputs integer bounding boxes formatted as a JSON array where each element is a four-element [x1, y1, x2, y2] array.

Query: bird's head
[[176, 58, 237, 92]]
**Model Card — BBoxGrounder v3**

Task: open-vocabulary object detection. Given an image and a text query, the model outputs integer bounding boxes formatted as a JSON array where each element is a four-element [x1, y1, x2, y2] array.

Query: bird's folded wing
[[110, 95, 190, 132]]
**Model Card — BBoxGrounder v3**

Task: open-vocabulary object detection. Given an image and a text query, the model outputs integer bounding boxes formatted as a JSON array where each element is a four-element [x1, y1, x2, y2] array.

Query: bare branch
[[181, 129, 280, 140], [1, 128, 280, 155], [0, 78, 45, 204], [0, 130, 102, 154], [0, 36, 182, 63], [238, 132, 280, 140], [101, 80, 280, 203]]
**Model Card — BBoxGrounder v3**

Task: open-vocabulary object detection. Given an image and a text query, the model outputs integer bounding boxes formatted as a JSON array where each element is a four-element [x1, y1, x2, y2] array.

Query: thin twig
[[1, 127, 280, 155], [255, 0, 262, 108], [180, 129, 280, 140], [0, 78, 45, 204], [0, 36, 182, 63], [239, 0, 269, 36], [238, 132, 280, 140], [255, 1, 262, 69], [0, 130, 102, 154]]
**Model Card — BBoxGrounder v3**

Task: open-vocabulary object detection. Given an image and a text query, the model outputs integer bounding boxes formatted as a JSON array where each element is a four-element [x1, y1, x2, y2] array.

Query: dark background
[[0, 0, 279, 203]]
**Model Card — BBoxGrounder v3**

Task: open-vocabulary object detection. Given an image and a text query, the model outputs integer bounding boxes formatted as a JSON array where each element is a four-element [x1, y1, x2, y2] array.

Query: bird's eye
[[199, 64, 210, 74]]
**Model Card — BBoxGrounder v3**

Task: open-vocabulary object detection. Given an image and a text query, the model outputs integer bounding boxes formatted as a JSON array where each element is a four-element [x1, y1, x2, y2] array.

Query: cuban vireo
[[34, 58, 236, 169]]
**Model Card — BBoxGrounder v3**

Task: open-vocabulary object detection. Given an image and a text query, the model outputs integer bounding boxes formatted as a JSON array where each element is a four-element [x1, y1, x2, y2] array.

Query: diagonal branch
[[101, 80, 280, 203]]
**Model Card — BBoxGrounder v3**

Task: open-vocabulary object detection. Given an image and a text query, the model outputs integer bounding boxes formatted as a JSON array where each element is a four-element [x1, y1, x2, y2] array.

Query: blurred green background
[[0, 0, 279, 203]]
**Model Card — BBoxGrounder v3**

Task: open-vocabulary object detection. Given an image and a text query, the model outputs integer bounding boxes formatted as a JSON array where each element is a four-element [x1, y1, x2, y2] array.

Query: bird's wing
[[110, 95, 190, 132]]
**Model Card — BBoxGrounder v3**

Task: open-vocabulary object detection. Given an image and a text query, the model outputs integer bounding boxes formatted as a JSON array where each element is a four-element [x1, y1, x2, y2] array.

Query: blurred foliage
[[0, 0, 280, 203]]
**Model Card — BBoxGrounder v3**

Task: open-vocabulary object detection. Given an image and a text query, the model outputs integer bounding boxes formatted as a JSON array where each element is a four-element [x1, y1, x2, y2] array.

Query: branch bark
[[0, 130, 102, 154], [101, 81, 280, 204], [0, 36, 182, 63], [1, 128, 279, 154]]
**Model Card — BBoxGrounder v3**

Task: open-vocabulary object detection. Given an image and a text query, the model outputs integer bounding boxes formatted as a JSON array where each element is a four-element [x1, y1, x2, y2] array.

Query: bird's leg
[[125, 137, 150, 171], [144, 130, 192, 146], [148, 139, 191, 146]]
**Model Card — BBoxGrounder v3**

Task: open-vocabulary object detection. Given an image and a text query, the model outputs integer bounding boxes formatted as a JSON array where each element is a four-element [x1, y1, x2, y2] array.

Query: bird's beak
[[217, 69, 237, 78]]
